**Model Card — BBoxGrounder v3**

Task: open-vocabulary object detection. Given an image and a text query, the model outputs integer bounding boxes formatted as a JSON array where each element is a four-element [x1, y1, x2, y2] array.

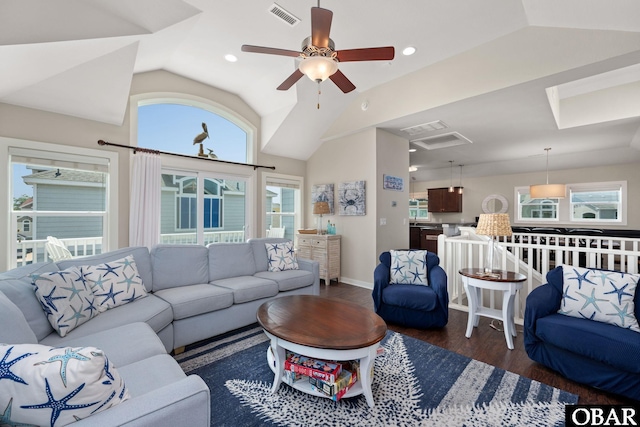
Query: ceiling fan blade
[[311, 7, 333, 48], [329, 70, 356, 93], [277, 69, 305, 91], [241, 45, 300, 57], [336, 47, 395, 62]]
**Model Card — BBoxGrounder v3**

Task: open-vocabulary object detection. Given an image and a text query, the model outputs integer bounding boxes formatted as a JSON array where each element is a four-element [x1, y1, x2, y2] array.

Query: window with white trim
[[4, 139, 118, 269], [514, 181, 626, 226], [263, 173, 303, 241]]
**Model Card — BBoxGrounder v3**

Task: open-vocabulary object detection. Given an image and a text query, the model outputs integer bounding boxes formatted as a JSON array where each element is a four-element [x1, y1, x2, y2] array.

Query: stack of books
[[283, 352, 359, 401]]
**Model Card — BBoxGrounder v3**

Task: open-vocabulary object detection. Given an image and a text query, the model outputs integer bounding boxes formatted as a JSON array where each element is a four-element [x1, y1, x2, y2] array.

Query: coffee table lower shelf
[[263, 330, 379, 407], [266, 347, 365, 400]]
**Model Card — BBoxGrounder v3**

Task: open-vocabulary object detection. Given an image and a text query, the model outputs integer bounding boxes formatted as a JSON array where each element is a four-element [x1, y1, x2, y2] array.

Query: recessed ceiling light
[[402, 46, 416, 56], [409, 148, 417, 152], [225, 54, 238, 62]]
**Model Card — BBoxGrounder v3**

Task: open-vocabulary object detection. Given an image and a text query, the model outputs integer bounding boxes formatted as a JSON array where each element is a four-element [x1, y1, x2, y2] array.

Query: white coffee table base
[[461, 276, 523, 350], [263, 330, 379, 407]]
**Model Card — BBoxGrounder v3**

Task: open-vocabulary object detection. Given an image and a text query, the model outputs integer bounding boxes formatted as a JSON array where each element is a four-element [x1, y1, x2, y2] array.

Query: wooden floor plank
[[320, 281, 636, 405]]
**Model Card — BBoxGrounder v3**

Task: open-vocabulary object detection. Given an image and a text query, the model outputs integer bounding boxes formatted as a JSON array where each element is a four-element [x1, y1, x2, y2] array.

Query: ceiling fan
[[241, 4, 395, 94]]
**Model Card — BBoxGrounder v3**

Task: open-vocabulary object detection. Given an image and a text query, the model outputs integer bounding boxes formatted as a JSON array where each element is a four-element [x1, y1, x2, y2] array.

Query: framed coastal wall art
[[312, 184, 334, 214], [338, 180, 366, 216], [383, 174, 404, 191]]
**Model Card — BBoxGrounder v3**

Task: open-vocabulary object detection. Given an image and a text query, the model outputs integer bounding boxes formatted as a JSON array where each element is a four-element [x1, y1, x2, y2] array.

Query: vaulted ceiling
[[2, 0, 640, 179]]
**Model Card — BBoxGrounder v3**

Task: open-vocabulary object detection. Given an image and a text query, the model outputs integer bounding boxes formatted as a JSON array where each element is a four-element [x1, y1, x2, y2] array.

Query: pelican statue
[[193, 122, 209, 157]]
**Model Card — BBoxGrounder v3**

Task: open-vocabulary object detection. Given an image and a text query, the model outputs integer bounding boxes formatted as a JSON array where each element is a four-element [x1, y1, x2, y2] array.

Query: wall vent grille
[[269, 3, 300, 27]]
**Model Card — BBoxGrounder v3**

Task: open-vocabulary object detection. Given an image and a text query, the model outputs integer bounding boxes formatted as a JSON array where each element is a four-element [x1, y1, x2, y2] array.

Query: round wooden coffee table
[[257, 295, 387, 407]]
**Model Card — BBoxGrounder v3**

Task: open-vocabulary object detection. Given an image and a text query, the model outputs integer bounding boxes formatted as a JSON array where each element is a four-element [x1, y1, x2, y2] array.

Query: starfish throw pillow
[[558, 265, 640, 332], [389, 250, 429, 285]]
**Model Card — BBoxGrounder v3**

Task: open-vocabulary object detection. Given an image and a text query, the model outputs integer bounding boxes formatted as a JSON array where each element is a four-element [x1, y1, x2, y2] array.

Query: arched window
[[137, 103, 248, 162], [136, 97, 257, 245]]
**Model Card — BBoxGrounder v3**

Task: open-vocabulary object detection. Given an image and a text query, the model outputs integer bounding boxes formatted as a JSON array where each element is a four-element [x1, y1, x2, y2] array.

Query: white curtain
[[129, 151, 161, 248]]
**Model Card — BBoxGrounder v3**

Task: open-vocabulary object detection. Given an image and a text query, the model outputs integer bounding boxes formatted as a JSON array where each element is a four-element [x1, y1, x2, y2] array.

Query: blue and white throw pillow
[[558, 265, 640, 332], [83, 255, 148, 312], [33, 266, 98, 337], [265, 241, 299, 272], [0, 343, 129, 427], [389, 250, 429, 285]]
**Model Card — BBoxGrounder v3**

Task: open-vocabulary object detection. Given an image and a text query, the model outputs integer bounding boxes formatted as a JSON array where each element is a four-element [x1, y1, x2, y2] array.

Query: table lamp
[[475, 213, 512, 273], [313, 201, 330, 234]]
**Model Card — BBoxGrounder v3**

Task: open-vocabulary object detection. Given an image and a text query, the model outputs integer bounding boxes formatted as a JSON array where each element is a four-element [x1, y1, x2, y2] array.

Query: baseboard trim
[[338, 277, 372, 289]]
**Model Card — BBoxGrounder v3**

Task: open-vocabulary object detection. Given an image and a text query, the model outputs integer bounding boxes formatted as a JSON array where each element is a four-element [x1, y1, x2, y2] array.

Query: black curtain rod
[[97, 140, 275, 170]]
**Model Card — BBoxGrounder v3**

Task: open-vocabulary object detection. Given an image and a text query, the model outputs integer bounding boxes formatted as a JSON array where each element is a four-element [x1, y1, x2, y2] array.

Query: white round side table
[[459, 268, 527, 350]]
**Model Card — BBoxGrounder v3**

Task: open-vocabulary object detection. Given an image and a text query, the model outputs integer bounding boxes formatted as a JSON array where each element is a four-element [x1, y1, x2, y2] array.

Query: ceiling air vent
[[411, 132, 472, 150], [269, 3, 301, 27], [400, 120, 448, 136]]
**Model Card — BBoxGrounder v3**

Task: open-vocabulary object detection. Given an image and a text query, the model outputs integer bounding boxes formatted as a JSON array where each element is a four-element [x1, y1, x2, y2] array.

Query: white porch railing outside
[[160, 231, 245, 245], [14, 231, 246, 268], [439, 227, 640, 325]]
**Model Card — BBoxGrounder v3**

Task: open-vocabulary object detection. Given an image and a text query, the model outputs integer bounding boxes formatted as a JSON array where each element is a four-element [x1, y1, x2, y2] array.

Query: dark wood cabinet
[[410, 227, 421, 249], [428, 187, 462, 213], [420, 228, 442, 254]]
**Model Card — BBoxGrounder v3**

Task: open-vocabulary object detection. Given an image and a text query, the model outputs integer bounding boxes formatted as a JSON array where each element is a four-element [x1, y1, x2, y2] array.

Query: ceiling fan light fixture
[[298, 55, 338, 82]]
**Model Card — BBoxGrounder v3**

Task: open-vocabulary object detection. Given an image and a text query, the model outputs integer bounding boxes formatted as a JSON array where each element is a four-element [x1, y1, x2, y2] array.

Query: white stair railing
[[439, 228, 640, 325]]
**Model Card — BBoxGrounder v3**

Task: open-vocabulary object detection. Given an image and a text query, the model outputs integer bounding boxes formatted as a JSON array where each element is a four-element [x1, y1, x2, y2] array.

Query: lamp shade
[[299, 56, 338, 82], [529, 183, 566, 199], [313, 201, 330, 215], [476, 213, 512, 237]]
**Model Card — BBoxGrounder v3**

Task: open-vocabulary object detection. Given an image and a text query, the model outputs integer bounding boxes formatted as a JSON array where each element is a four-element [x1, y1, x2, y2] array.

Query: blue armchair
[[372, 251, 448, 329]]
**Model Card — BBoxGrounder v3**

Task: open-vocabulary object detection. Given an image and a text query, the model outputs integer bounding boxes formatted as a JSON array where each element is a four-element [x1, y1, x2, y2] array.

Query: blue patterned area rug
[[175, 324, 577, 427]]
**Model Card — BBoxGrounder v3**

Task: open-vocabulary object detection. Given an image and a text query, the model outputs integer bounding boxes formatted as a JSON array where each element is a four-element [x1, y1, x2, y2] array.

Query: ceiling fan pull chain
[[317, 81, 321, 109]]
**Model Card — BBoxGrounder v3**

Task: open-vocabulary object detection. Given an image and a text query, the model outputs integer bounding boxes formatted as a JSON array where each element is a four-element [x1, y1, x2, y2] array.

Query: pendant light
[[458, 165, 464, 194], [529, 148, 566, 199], [448, 161, 454, 193]]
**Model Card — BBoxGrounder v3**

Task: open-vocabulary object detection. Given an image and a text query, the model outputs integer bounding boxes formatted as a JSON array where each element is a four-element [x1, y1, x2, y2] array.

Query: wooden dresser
[[295, 234, 341, 285]]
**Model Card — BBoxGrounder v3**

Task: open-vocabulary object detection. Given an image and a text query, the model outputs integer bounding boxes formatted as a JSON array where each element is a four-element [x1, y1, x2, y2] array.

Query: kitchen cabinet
[[295, 234, 341, 285], [420, 228, 442, 254], [409, 227, 421, 249], [428, 187, 462, 213]]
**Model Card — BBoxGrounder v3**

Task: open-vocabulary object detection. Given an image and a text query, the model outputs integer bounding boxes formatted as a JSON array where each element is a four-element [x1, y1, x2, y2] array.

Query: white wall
[[307, 128, 377, 287], [375, 129, 409, 256], [414, 162, 640, 229], [0, 70, 306, 255]]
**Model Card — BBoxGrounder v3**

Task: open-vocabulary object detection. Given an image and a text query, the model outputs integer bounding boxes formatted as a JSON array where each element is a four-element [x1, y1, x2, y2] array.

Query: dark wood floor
[[320, 281, 636, 405]]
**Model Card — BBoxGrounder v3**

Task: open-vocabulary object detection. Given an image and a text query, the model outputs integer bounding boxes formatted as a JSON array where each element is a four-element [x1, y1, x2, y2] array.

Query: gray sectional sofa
[[0, 237, 319, 426]]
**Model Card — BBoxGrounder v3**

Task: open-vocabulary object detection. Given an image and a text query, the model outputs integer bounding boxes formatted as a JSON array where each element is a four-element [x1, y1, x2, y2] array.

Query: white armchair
[[266, 227, 285, 238]]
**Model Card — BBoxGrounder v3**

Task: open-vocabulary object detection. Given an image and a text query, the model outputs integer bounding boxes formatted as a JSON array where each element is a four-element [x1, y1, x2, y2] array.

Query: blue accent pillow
[[0, 343, 129, 427], [558, 265, 640, 332], [389, 250, 429, 285], [265, 241, 299, 272]]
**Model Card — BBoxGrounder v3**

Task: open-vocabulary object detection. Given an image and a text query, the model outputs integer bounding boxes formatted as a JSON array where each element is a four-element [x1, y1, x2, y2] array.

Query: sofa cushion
[[151, 245, 210, 291], [58, 247, 153, 292], [0, 290, 37, 344], [210, 276, 279, 304], [33, 266, 98, 337], [115, 354, 186, 397], [254, 270, 315, 292], [381, 284, 438, 311], [0, 262, 59, 341], [558, 265, 640, 332], [536, 313, 640, 374], [154, 284, 234, 320], [39, 294, 173, 346], [265, 241, 298, 272], [208, 243, 256, 280], [389, 249, 428, 285], [40, 322, 167, 368], [83, 255, 148, 312], [0, 343, 129, 427]]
